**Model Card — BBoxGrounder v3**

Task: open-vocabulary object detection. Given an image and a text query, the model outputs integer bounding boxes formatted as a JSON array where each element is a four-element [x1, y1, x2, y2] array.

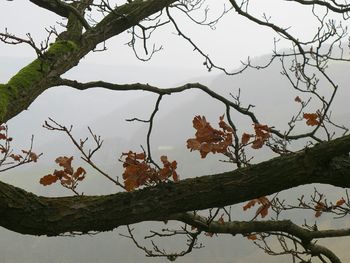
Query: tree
[[1, 0, 350, 262]]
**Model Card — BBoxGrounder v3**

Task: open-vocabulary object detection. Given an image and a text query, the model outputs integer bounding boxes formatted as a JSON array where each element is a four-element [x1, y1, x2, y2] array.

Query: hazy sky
[[1, 2, 350, 263], [0, 0, 324, 78]]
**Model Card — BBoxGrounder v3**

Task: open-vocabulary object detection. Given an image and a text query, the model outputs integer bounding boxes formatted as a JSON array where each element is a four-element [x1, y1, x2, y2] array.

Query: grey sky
[[1, 2, 350, 263], [0, 0, 324, 78]]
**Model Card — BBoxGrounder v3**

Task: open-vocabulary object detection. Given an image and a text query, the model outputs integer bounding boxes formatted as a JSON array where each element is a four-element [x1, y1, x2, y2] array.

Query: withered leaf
[[39, 174, 58, 186]]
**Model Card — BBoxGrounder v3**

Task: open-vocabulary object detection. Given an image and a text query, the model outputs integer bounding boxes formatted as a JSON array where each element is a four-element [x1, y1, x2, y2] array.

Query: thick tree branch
[[30, 0, 90, 29], [0, 0, 178, 124], [175, 213, 350, 241], [288, 0, 350, 13], [0, 135, 349, 236], [29, 0, 91, 29], [29, 0, 71, 17], [175, 213, 344, 263], [88, 0, 178, 44]]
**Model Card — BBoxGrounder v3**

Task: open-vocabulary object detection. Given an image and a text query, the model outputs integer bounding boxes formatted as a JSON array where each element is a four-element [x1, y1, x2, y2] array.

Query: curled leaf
[[39, 157, 86, 194], [73, 167, 86, 180], [247, 234, 257, 241], [303, 113, 320, 126], [294, 96, 302, 103], [336, 198, 346, 206], [0, 133, 7, 140], [314, 202, 326, 217], [10, 154, 22, 162], [243, 199, 257, 211], [22, 150, 39, 162], [39, 174, 58, 186], [241, 133, 251, 145], [218, 214, 225, 225], [243, 196, 270, 219], [219, 115, 234, 133], [55, 156, 73, 174], [121, 152, 179, 191], [187, 115, 233, 158]]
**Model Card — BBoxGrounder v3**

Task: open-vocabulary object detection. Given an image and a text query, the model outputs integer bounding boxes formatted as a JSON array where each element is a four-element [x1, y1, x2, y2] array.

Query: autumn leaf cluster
[[243, 196, 271, 219], [241, 124, 271, 149], [313, 197, 347, 218], [0, 125, 39, 163], [121, 151, 179, 192], [9, 150, 39, 163], [0, 125, 11, 143], [40, 156, 86, 192], [294, 96, 321, 126], [187, 115, 233, 158], [303, 113, 320, 126]]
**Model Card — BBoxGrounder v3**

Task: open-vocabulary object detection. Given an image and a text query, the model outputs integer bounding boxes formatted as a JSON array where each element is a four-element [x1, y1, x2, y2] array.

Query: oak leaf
[[10, 154, 22, 162], [186, 138, 201, 151], [39, 156, 86, 193], [73, 167, 86, 180], [121, 152, 179, 191], [336, 198, 346, 206], [39, 174, 58, 186], [219, 115, 234, 133], [314, 202, 325, 217], [0, 146, 7, 153], [55, 156, 73, 174], [243, 199, 258, 211], [187, 115, 233, 158], [22, 150, 39, 162], [218, 214, 225, 225], [294, 96, 302, 103], [241, 133, 251, 145], [251, 138, 265, 149], [256, 204, 269, 218], [303, 113, 320, 126], [243, 196, 270, 219], [247, 234, 257, 241]]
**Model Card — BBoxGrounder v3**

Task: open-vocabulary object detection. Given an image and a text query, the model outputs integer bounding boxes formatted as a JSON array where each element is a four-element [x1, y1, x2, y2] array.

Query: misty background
[[1, 0, 350, 262]]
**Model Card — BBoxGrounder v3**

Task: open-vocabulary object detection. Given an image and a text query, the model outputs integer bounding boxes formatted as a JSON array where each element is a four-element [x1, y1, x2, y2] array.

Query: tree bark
[[0, 134, 349, 236]]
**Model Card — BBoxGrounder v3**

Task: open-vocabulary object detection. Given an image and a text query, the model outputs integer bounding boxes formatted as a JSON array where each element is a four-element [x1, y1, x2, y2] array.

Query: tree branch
[[85, 0, 178, 45], [0, 0, 178, 124], [175, 213, 344, 263], [55, 78, 329, 141], [29, 0, 90, 29], [29, 0, 71, 17], [0, 135, 349, 236]]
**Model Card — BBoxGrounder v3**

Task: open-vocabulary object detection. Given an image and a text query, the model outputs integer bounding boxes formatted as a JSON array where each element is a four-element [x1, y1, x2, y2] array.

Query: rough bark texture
[[0, 135, 349, 236]]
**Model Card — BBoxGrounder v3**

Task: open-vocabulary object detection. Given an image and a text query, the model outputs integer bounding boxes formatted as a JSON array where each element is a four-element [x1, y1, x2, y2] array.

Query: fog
[[1, 1, 350, 262]]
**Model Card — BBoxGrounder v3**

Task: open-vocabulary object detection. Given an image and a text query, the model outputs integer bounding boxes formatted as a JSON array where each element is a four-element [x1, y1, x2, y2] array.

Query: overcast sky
[[0, 0, 324, 79], [1, 2, 350, 263]]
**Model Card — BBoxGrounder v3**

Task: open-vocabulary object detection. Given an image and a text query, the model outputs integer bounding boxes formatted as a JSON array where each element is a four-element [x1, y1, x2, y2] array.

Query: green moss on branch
[[0, 85, 9, 122], [0, 40, 79, 123]]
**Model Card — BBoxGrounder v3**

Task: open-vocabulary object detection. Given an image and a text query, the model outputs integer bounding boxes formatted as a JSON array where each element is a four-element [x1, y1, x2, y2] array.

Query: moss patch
[[1, 40, 80, 123], [7, 40, 79, 95], [7, 59, 49, 96], [46, 40, 79, 56], [0, 84, 9, 122]]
